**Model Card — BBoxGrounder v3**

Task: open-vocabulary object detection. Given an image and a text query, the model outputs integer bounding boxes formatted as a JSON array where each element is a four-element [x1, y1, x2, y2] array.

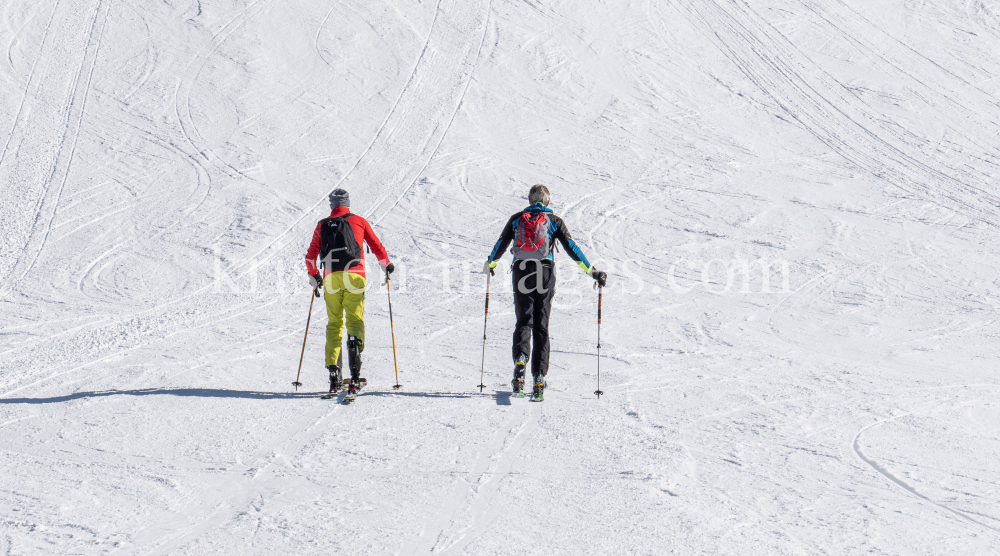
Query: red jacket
[[305, 207, 389, 278]]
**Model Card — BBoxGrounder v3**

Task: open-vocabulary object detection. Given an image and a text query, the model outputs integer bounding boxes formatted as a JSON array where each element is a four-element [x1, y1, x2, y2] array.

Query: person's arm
[[361, 218, 390, 268], [305, 222, 323, 276], [486, 214, 519, 271], [551, 215, 593, 273]]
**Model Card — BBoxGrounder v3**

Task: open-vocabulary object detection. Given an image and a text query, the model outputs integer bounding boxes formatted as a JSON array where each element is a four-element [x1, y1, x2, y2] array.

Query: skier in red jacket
[[305, 189, 393, 395]]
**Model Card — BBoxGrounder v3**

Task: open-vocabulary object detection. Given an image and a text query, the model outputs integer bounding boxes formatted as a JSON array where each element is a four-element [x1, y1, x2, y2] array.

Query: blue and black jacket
[[487, 203, 593, 273]]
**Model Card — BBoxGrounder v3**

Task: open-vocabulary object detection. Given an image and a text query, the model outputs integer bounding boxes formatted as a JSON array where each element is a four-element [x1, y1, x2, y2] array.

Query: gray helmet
[[329, 188, 350, 209]]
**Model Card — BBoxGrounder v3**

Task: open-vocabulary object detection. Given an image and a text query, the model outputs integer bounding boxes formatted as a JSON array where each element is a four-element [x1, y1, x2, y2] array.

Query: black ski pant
[[511, 259, 556, 377]]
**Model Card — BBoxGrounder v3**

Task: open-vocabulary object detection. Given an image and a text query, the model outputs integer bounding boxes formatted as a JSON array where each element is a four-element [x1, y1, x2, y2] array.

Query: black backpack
[[319, 215, 363, 272]]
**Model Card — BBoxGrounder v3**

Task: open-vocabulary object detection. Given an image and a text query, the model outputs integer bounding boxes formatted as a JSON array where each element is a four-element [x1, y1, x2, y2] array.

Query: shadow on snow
[[1, 388, 502, 404], [0, 388, 317, 403]]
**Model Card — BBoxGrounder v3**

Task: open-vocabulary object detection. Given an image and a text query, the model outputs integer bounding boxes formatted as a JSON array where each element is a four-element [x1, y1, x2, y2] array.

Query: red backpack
[[512, 212, 552, 260]]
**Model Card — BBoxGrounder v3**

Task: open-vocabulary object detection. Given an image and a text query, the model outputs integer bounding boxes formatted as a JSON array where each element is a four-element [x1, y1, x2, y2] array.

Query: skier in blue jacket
[[484, 184, 607, 400]]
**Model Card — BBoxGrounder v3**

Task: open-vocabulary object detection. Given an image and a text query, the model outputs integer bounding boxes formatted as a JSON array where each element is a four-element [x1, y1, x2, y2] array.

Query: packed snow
[[2, 0, 1000, 553]]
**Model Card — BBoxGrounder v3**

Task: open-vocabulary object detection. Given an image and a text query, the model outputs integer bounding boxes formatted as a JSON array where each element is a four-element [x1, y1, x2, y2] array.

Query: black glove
[[590, 268, 607, 287], [310, 273, 323, 290], [385, 262, 395, 275]]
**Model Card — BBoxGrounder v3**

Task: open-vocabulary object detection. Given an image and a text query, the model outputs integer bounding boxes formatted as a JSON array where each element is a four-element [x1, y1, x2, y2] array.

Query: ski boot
[[511, 354, 527, 396], [531, 374, 546, 402], [344, 336, 363, 402], [348, 336, 363, 376], [328, 365, 343, 393]]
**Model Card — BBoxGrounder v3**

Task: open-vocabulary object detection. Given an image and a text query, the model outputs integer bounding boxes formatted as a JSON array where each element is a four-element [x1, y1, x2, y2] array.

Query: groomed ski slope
[[2, 0, 1000, 553]]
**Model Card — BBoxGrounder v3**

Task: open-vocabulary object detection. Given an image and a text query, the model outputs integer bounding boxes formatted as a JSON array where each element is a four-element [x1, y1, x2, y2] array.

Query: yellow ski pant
[[323, 272, 366, 366]]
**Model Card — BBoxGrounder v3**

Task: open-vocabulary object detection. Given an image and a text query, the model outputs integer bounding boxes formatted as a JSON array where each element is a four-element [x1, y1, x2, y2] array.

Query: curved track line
[[4, 1, 43, 81], [852, 410, 1000, 533], [313, 0, 345, 64], [117, 6, 156, 103], [74, 240, 130, 295], [173, 0, 270, 184]]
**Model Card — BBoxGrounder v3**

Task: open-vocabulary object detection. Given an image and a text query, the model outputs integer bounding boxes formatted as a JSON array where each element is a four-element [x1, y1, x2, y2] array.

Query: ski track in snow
[[15, 0, 114, 285], [851, 405, 1000, 534], [133, 395, 349, 554], [2, 0, 1000, 553], [0, 0, 107, 295], [398, 403, 540, 555], [0, 0, 493, 396], [174, 0, 271, 186]]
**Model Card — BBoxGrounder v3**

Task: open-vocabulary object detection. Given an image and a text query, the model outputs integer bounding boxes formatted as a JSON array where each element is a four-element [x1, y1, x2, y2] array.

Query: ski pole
[[293, 285, 322, 390], [478, 270, 492, 392], [386, 271, 402, 390], [595, 285, 604, 399]]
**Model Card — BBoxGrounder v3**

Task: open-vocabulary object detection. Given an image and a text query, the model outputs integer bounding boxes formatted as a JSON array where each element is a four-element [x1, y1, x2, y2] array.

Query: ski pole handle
[[597, 286, 602, 324], [483, 273, 491, 336]]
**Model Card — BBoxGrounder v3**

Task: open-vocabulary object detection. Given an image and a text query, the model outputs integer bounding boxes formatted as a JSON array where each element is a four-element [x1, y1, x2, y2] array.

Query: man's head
[[329, 189, 350, 209], [528, 184, 550, 206]]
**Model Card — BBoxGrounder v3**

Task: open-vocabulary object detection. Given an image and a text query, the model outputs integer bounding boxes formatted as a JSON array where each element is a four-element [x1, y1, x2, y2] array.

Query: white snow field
[[3, 0, 1000, 553]]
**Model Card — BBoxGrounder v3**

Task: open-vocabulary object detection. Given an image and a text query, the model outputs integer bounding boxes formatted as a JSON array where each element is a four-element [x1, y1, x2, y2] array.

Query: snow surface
[[2, 0, 1000, 553]]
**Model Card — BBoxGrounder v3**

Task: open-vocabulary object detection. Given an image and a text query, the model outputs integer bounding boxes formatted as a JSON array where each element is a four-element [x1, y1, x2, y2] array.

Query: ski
[[343, 378, 368, 403], [321, 378, 366, 400], [530, 391, 544, 402]]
